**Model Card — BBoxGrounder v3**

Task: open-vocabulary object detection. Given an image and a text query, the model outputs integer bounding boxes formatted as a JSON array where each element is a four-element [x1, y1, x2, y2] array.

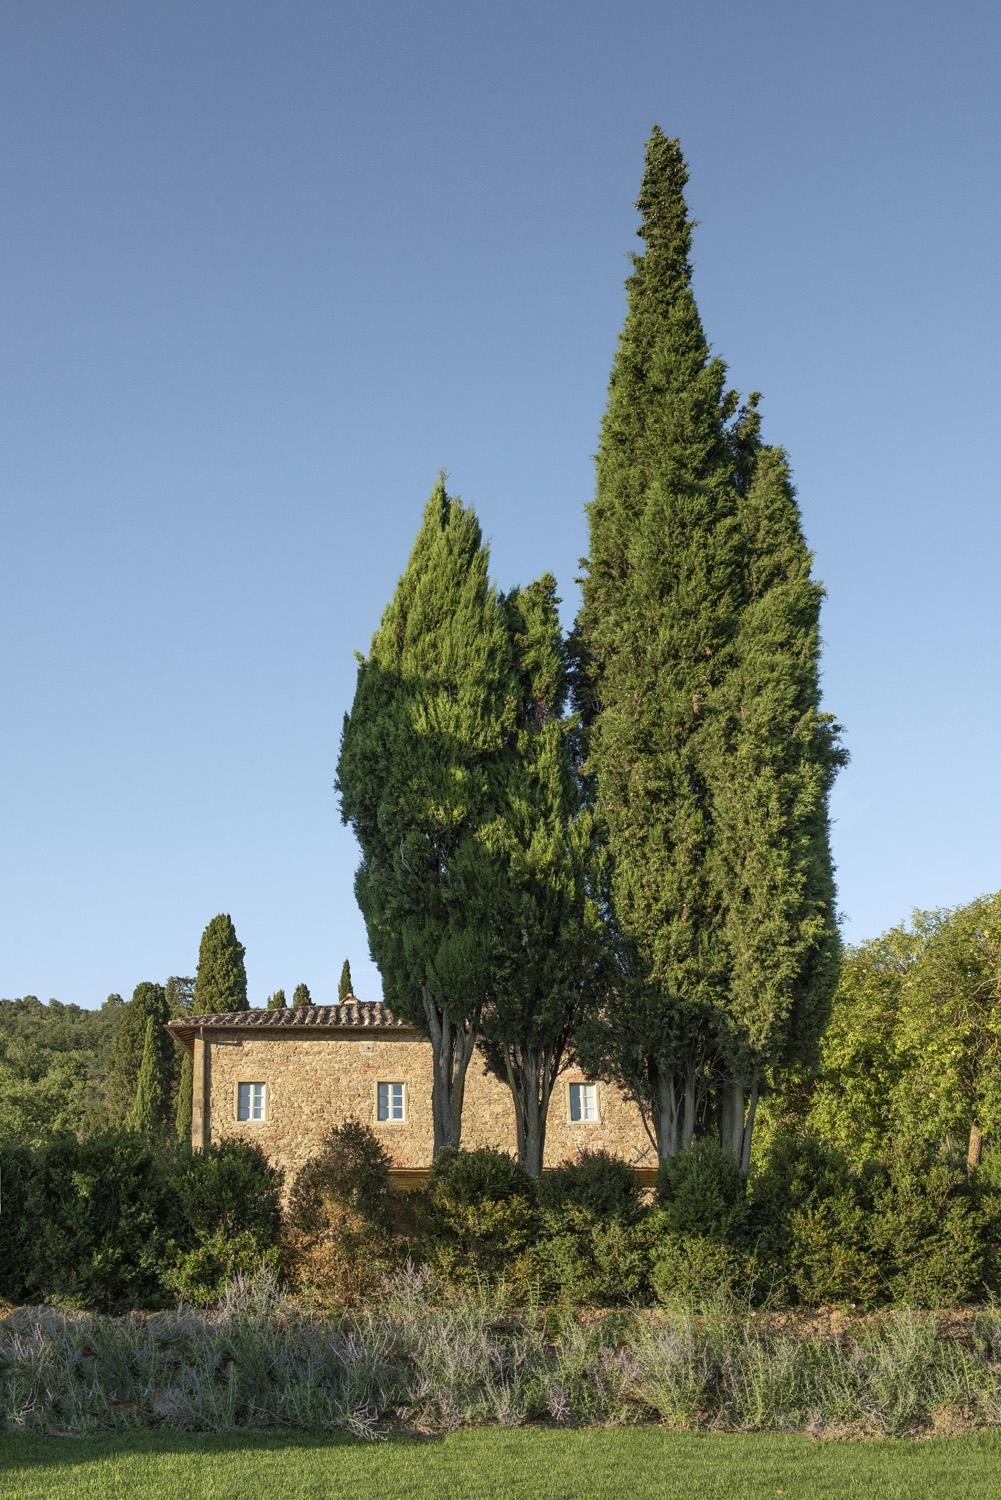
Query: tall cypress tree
[[193, 914, 247, 1014], [708, 445, 845, 1171], [338, 476, 515, 1153], [266, 989, 288, 1010], [292, 982, 311, 1007], [127, 1014, 170, 1139], [477, 575, 606, 1175], [337, 961, 353, 1001], [105, 981, 170, 1124], [578, 129, 843, 1167]]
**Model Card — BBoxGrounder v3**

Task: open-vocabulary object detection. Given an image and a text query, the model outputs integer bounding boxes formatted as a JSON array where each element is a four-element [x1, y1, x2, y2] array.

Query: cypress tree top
[[193, 914, 247, 1014], [338, 960, 353, 1002]]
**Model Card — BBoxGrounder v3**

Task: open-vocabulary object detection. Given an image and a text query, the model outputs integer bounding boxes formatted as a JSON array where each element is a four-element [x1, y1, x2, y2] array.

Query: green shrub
[[657, 1139, 747, 1242], [866, 1143, 989, 1306], [537, 1150, 643, 1220], [428, 1146, 534, 1206], [649, 1226, 760, 1307], [522, 1206, 653, 1305], [0, 1141, 36, 1304], [285, 1121, 408, 1305], [424, 1148, 536, 1281], [24, 1132, 181, 1310], [749, 1135, 880, 1307], [162, 1229, 283, 1306], [173, 1138, 284, 1244]]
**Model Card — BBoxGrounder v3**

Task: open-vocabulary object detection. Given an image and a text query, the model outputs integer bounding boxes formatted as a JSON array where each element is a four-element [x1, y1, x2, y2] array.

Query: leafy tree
[[174, 1050, 193, 1146], [266, 989, 288, 1010], [292, 982, 311, 1006], [577, 128, 842, 1167], [0, 995, 120, 1143], [805, 895, 1001, 1171], [338, 961, 353, 1001], [193, 914, 247, 1014], [105, 982, 170, 1124], [338, 477, 515, 1153], [477, 575, 607, 1174], [127, 1015, 170, 1139]]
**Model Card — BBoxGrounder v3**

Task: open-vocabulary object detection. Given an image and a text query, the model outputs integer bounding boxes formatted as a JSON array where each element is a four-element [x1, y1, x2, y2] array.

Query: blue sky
[[3, 1, 999, 1007]]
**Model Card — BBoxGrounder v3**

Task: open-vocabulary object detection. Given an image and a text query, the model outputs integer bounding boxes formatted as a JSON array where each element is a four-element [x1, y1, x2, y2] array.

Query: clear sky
[[2, 1, 999, 1008]]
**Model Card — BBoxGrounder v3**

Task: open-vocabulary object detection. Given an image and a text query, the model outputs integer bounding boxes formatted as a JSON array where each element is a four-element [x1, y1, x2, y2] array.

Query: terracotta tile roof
[[166, 999, 409, 1036]]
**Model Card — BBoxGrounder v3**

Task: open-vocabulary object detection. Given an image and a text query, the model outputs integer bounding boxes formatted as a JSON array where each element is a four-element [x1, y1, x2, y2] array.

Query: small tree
[[292, 982, 311, 1007], [105, 981, 169, 1124], [266, 989, 288, 1010], [337, 961, 353, 1001], [193, 914, 247, 1014], [175, 1051, 193, 1146], [477, 576, 607, 1175], [127, 1015, 170, 1139], [338, 477, 516, 1153]]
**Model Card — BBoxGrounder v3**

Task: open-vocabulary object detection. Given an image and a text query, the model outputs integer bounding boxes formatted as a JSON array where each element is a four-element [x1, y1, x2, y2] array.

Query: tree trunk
[[967, 1120, 984, 1171], [719, 1075, 759, 1178], [651, 1064, 680, 1160], [423, 988, 480, 1156], [506, 1045, 559, 1177]]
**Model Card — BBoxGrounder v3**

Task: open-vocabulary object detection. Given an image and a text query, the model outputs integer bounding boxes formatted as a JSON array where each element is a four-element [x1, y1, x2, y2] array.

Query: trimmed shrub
[[0, 1142, 37, 1304], [24, 1132, 181, 1310], [523, 1206, 653, 1305], [428, 1146, 534, 1207], [866, 1143, 989, 1306], [748, 1134, 880, 1307], [657, 1139, 747, 1242], [537, 1150, 643, 1221], [165, 1140, 285, 1306], [285, 1121, 408, 1305], [649, 1227, 761, 1307], [423, 1147, 536, 1281]]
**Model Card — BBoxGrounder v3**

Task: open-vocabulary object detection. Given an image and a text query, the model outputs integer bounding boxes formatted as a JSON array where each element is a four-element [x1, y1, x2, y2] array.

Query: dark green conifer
[[193, 914, 247, 1014], [266, 989, 288, 1010], [175, 1052, 193, 1145], [338, 476, 516, 1153], [127, 1015, 169, 1139], [578, 130, 843, 1168], [105, 981, 170, 1123], [292, 983, 311, 1007], [477, 575, 606, 1175], [337, 961, 353, 1001]]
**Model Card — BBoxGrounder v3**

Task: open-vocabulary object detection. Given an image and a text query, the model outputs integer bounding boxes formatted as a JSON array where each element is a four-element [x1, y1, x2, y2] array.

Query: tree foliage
[[337, 961, 353, 1002], [577, 127, 843, 1166], [337, 477, 516, 1152], [292, 982, 311, 1007], [105, 982, 170, 1125], [127, 1014, 171, 1139], [193, 914, 247, 1015]]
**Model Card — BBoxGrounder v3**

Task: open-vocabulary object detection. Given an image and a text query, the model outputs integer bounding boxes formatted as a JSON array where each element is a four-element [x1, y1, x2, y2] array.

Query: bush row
[[2, 1125, 999, 1312], [0, 1134, 284, 1310], [287, 1126, 1001, 1311]]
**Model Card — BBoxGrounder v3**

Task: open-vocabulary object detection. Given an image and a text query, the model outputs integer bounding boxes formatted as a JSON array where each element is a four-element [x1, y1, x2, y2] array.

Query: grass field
[[1, 1429, 999, 1499]]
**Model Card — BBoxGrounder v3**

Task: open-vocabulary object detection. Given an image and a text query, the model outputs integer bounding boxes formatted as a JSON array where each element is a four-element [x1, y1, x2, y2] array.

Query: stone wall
[[202, 1029, 656, 1188]]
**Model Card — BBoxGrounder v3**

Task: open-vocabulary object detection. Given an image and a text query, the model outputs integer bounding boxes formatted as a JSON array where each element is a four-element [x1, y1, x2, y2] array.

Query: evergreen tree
[[477, 575, 607, 1175], [337, 960, 353, 1001], [338, 476, 515, 1153], [266, 989, 288, 1010], [105, 981, 169, 1124], [126, 1015, 170, 1139], [193, 915, 247, 1014], [578, 129, 843, 1168], [175, 1051, 193, 1146], [292, 982, 311, 1007]]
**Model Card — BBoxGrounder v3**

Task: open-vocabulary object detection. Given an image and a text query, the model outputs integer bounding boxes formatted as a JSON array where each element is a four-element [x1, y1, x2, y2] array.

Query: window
[[377, 1081, 406, 1122], [569, 1082, 598, 1123], [237, 1082, 266, 1122]]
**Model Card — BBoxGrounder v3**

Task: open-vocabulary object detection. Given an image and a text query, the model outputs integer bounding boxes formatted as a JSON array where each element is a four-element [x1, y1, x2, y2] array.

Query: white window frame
[[375, 1080, 406, 1123], [236, 1080, 266, 1122], [568, 1081, 599, 1124]]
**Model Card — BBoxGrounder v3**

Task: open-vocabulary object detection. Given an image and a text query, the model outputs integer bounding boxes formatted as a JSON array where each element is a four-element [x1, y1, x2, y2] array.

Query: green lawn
[[0, 1429, 999, 1499]]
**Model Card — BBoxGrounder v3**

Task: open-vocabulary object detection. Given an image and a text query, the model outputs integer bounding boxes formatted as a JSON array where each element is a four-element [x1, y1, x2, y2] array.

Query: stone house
[[167, 999, 656, 1189]]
